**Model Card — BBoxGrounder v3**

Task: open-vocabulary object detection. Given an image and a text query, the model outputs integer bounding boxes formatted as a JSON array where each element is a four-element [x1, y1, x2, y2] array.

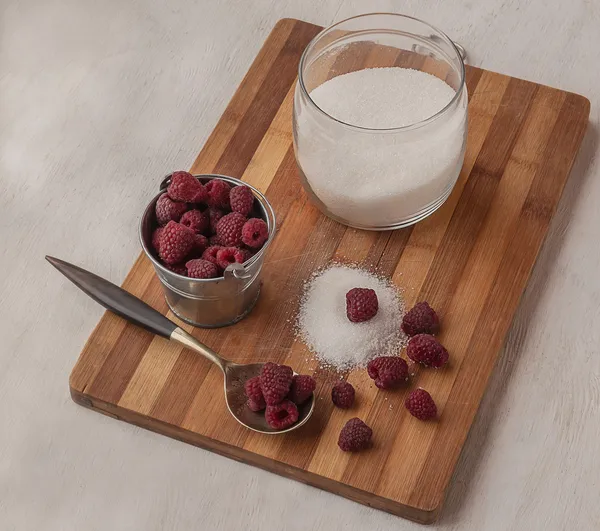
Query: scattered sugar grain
[[297, 265, 405, 371]]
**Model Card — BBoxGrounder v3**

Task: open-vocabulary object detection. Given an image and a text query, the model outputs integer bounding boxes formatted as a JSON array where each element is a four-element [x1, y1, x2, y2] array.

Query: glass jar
[[293, 13, 468, 230]]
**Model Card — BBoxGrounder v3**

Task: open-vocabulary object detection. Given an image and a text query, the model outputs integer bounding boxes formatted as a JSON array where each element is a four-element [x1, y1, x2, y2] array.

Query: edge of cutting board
[[69, 386, 440, 524]]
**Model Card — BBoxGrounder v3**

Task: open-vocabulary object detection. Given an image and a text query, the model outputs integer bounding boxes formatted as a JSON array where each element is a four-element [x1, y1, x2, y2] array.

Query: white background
[[1, 1, 599, 529]]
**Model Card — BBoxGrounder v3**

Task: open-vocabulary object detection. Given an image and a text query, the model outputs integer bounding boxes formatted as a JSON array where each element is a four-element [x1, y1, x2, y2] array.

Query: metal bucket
[[139, 174, 276, 328]]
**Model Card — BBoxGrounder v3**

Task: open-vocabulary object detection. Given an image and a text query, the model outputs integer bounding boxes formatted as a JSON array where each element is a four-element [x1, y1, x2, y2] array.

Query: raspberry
[[159, 221, 195, 264], [186, 259, 219, 279], [216, 212, 246, 246], [208, 234, 222, 246], [244, 376, 265, 411], [402, 301, 440, 336], [338, 418, 372, 452], [179, 209, 209, 234], [167, 171, 206, 202], [216, 247, 245, 270], [406, 334, 449, 368], [241, 218, 269, 249], [155, 193, 187, 226], [208, 208, 225, 234], [230, 185, 255, 216], [165, 263, 187, 276], [201, 246, 222, 267], [239, 248, 254, 263], [206, 179, 231, 209], [248, 399, 265, 412], [367, 356, 408, 389], [405, 388, 437, 420], [265, 400, 299, 430], [260, 362, 293, 406], [192, 233, 208, 256], [331, 381, 355, 409], [288, 375, 316, 405], [346, 287, 378, 323], [151, 227, 164, 253]]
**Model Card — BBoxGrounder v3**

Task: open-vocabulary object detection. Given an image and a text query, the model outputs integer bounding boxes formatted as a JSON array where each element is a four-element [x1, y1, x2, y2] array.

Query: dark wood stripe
[[87, 275, 168, 402], [377, 228, 413, 276], [213, 21, 321, 177], [465, 66, 484, 96]]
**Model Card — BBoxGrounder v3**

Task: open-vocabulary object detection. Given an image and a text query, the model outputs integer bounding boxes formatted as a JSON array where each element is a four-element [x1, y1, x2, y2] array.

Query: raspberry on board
[[406, 334, 449, 368], [405, 388, 437, 420], [241, 218, 269, 249], [215, 247, 246, 270], [186, 259, 219, 279], [346, 287, 379, 323], [288, 375, 316, 405], [159, 221, 196, 265], [206, 179, 231, 209], [230, 185, 255, 216], [338, 417, 372, 452], [167, 171, 206, 203], [367, 356, 409, 389], [216, 212, 246, 247], [155, 193, 188, 226], [402, 301, 440, 336], [180, 209, 209, 234], [265, 400, 299, 430], [331, 381, 355, 409], [260, 362, 293, 406]]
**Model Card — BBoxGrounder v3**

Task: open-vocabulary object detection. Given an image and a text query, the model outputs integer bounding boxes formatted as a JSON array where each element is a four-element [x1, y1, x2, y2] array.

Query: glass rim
[[297, 12, 466, 133]]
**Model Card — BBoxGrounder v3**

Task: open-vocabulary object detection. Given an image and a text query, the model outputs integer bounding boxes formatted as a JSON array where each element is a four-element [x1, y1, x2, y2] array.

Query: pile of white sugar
[[297, 265, 405, 371], [296, 66, 466, 227]]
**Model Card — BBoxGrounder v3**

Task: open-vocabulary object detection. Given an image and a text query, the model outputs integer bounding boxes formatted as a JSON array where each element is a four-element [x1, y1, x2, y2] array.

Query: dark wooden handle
[[46, 256, 177, 339]]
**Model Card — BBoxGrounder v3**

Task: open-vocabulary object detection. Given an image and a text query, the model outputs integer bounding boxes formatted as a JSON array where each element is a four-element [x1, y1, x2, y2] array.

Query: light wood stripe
[[69, 20, 590, 524], [240, 83, 296, 193]]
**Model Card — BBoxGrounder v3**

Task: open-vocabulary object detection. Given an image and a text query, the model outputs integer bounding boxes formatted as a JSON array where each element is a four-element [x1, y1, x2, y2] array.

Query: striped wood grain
[[69, 18, 590, 524]]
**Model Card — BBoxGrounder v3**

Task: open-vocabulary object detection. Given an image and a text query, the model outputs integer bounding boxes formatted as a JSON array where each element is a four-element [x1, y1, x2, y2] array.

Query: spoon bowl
[[224, 363, 314, 434], [46, 256, 315, 434]]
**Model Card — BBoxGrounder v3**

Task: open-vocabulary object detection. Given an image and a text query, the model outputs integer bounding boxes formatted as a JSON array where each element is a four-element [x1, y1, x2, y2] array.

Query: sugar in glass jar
[[293, 13, 468, 230]]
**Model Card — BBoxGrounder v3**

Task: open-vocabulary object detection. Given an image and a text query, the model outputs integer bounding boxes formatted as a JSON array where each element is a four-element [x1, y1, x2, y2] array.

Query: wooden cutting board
[[69, 18, 590, 524]]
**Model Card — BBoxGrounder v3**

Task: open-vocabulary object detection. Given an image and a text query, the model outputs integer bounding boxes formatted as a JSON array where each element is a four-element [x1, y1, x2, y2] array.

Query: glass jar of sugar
[[293, 13, 468, 230]]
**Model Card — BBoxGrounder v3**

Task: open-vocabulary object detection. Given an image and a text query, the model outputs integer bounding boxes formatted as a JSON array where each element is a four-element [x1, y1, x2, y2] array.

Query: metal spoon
[[46, 256, 314, 434]]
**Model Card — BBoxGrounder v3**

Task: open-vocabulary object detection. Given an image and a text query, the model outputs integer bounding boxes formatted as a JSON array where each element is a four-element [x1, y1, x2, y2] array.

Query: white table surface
[[1, 1, 599, 529]]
